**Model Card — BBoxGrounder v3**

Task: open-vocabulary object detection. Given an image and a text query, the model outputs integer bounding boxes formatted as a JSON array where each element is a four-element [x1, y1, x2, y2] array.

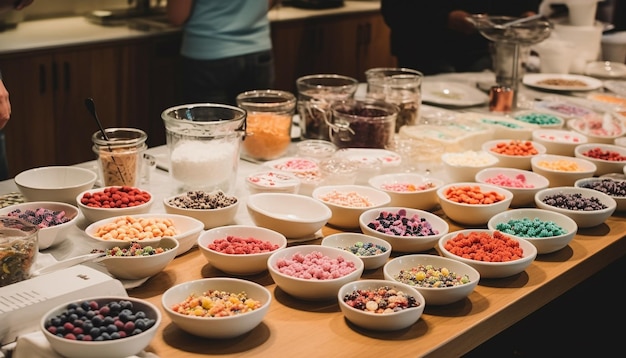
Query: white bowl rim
[[530, 154, 597, 173], [574, 143, 626, 163], [487, 208, 578, 240], [16, 166, 97, 190], [246, 192, 332, 223], [474, 167, 550, 190], [163, 194, 239, 213], [161, 277, 272, 321], [321, 232, 392, 255], [198, 225, 288, 258], [367, 173, 444, 194], [441, 151, 499, 167], [383, 254, 480, 292], [359, 206, 450, 239], [85, 213, 204, 241], [481, 139, 548, 158], [438, 229, 538, 266], [436, 182, 514, 206], [534, 186, 618, 213], [77, 186, 154, 211], [337, 279, 425, 315], [311, 184, 392, 208], [267, 245, 364, 283]]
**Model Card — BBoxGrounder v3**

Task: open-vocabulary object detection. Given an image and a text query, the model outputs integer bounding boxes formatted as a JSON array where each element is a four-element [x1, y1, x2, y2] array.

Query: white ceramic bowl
[[197, 225, 287, 275], [246, 193, 332, 239], [267, 245, 364, 301], [511, 110, 565, 129], [531, 154, 597, 187], [531, 129, 588, 156], [367, 173, 444, 211], [0, 201, 79, 250], [437, 229, 537, 279], [321, 232, 392, 270], [245, 170, 301, 195], [567, 115, 626, 144], [161, 278, 271, 339], [76, 186, 154, 223], [163, 191, 239, 230], [462, 112, 538, 140], [84, 213, 204, 256], [535, 186, 617, 228], [487, 208, 577, 254], [359, 207, 449, 253], [474, 167, 550, 208], [311, 185, 392, 229], [337, 279, 425, 331], [383, 254, 480, 305], [15, 166, 97, 205], [98, 237, 179, 280], [575, 177, 626, 212], [441, 150, 499, 183], [574, 143, 626, 176], [41, 296, 161, 358], [481, 139, 547, 170], [436, 182, 514, 226]]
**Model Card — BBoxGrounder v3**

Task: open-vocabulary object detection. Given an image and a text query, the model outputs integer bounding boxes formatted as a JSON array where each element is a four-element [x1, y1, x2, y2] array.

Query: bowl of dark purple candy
[[358, 207, 450, 253], [534, 186, 617, 228]]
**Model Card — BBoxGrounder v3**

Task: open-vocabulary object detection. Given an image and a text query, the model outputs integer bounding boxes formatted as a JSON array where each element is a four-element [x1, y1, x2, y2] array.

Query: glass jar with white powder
[[162, 103, 246, 194]]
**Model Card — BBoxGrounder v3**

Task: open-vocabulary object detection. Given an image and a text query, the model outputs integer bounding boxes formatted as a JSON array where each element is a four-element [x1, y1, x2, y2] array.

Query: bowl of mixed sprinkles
[[368, 173, 444, 211], [321, 232, 392, 270], [161, 277, 272, 339], [337, 279, 425, 331], [383, 254, 480, 305]]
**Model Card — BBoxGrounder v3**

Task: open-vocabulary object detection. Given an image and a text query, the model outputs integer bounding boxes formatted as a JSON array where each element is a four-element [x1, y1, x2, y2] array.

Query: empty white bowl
[[246, 193, 332, 239], [312, 185, 391, 229], [532, 129, 588, 156], [337, 279, 425, 331], [436, 182, 514, 226], [162, 278, 271, 339], [76, 186, 154, 223], [475, 167, 550, 208], [441, 150, 499, 183], [535, 186, 617, 228], [531, 154, 597, 187], [197, 225, 287, 275], [359, 207, 449, 253], [85, 213, 204, 256], [575, 177, 626, 212], [15, 166, 97, 205], [367, 173, 444, 211], [321, 232, 392, 270], [574, 143, 626, 176], [0, 201, 79, 250], [481, 139, 547, 170], [487, 208, 577, 254], [163, 191, 239, 230], [98, 237, 179, 280], [438, 229, 537, 279], [267, 245, 364, 301], [383, 254, 480, 305], [41, 296, 161, 358]]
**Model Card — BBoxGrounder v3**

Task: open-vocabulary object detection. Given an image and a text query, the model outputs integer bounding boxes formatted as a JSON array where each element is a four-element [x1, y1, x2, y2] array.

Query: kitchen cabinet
[[271, 10, 396, 93], [0, 40, 155, 178]]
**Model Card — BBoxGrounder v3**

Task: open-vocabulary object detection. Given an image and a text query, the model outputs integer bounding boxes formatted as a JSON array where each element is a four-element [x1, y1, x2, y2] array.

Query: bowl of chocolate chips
[[163, 190, 239, 230]]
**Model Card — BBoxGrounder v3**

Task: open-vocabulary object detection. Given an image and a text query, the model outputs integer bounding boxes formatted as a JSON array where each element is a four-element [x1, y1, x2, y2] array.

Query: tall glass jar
[[296, 74, 358, 141], [92, 128, 148, 187], [162, 104, 246, 194], [365, 67, 423, 133], [236, 89, 296, 161]]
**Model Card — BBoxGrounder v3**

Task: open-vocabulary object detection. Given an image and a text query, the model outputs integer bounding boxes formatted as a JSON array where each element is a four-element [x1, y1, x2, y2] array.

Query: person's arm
[[167, 0, 194, 26], [0, 73, 11, 130]]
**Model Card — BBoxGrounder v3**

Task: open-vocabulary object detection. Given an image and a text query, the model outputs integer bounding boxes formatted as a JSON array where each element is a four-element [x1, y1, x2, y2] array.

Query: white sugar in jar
[[162, 103, 246, 194]]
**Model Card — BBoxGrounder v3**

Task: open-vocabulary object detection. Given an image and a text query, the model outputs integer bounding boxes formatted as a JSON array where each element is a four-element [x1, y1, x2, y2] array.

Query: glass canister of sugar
[[162, 103, 246, 194], [92, 128, 147, 187], [365, 67, 423, 133], [236, 89, 296, 161]]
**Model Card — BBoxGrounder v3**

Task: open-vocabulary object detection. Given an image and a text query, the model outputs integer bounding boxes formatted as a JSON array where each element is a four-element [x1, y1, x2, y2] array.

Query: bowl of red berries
[[76, 186, 153, 223]]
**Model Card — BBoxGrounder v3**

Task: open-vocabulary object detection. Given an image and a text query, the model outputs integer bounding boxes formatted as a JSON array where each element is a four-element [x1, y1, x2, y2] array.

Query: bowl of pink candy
[[475, 167, 549, 208], [367, 173, 444, 211]]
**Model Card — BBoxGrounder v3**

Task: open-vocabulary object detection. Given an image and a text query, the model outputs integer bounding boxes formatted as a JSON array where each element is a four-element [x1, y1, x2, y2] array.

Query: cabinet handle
[[51, 61, 58, 92], [38, 64, 46, 94], [63, 61, 70, 92]]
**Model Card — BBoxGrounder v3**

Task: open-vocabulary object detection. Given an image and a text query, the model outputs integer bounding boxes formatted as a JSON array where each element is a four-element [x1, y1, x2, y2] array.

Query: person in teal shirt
[[167, 0, 279, 105]]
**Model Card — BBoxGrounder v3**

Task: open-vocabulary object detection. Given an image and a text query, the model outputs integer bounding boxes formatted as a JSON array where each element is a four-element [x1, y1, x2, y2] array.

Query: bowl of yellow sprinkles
[[161, 277, 272, 339], [530, 154, 596, 187]]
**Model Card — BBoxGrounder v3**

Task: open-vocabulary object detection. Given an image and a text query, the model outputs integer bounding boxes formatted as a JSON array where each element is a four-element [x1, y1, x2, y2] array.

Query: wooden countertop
[[0, 1, 381, 55], [128, 210, 626, 357]]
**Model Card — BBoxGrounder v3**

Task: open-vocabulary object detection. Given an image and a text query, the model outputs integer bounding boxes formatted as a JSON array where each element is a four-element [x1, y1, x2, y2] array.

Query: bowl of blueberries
[[534, 186, 617, 228], [321, 232, 392, 270]]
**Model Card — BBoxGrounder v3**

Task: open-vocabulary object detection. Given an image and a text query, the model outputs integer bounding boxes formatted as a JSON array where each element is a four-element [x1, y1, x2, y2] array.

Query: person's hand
[[0, 80, 10, 130], [447, 10, 476, 35]]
